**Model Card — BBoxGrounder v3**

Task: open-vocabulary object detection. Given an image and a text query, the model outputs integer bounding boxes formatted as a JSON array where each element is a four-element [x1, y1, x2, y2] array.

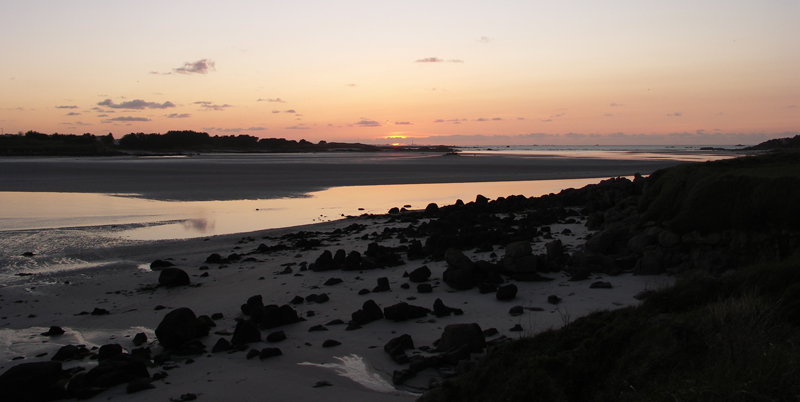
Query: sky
[[1, 0, 798, 146]]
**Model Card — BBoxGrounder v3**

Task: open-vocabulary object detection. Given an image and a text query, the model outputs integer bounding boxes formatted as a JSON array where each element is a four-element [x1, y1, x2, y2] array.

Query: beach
[[0, 150, 724, 401]]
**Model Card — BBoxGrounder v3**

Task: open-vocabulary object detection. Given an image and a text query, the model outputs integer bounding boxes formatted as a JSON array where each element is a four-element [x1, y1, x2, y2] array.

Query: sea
[[0, 145, 743, 278]]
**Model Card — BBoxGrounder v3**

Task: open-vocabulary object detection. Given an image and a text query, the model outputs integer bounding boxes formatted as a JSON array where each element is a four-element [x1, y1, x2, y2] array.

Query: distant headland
[[0, 130, 454, 156]]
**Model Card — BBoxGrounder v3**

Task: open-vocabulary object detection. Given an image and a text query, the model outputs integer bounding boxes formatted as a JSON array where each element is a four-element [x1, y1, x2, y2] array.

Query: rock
[[401, 283, 411, 289], [261, 305, 302, 329], [384, 302, 430, 321], [504, 241, 532, 259], [343, 251, 362, 271], [373, 277, 391, 292], [635, 250, 665, 275], [231, 319, 261, 345], [40, 326, 65, 336], [495, 284, 518, 301], [205, 253, 223, 263], [408, 266, 431, 282], [633, 289, 656, 300], [407, 240, 425, 261], [547, 295, 561, 304], [417, 284, 433, 293], [432, 298, 462, 317], [308, 325, 328, 332], [51, 344, 90, 361], [132, 332, 148, 346], [510, 324, 524, 332], [358, 289, 370, 295], [324, 278, 343, 286], [312, 250, 336, 272], [98, 344, 123, 361], [150, 259, 175, 270], [83, 354, 150, 389], [211, 338, 230, 353], [393, 369, 416, 385], [259, 348, 282, 359], [445, 248, 474, 271], [267, 331, 287, 342], [290, 296, 305, 304], [91, 307, 110, 316], [313, 381, 333, 388], [509, 306, 524, 316], [322, 340, 341, 347], [384, 334, 415, 358], [438, 323, 485, 353], [0, 361, 66, 402], [388, 207, 400, 214], [351, 300, 383, 325], [441, 344, 472, 365], [126, 377, 155, 394], [590, 281, 613, 289], [158, 268, 190, 287], [658, 230, 681, 247], [246, 349, 260, 359], [155, 307, 202, 349], [425, 203, 439, 214], [545, 239, 564, 260]]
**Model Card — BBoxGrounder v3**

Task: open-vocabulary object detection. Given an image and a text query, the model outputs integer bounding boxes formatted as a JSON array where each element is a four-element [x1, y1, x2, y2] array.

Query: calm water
[[0, 177, 607, 240]]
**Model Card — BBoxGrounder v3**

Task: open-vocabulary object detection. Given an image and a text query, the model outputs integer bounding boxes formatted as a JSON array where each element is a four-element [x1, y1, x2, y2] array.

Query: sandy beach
[[0, 151, 701, 401]]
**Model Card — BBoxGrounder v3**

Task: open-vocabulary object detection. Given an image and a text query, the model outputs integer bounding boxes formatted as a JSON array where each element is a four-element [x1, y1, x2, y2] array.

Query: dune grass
[[420, 252, 800, 402]]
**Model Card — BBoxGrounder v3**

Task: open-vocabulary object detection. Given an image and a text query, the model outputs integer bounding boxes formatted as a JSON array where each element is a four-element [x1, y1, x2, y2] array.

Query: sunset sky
[[1, 1, 798, 145]]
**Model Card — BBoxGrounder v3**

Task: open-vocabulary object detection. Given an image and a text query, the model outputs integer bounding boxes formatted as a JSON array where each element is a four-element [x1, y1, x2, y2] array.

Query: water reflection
[[2, 177, 617, 241]]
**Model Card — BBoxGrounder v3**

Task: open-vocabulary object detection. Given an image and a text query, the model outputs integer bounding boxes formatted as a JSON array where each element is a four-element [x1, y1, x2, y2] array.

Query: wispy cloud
[[604, 113, 614, 117], [98, 99, 175, 109], [477, 36, 493, 43], [66, 112, 81, 116], [434, 118, 467, 124], [355, 118, 382, 127], [415, 57, 464, 63], [517, 117, 525, 120], [394, 121, 413, 125], [272, 110, 281, 113], [284, 109, 296, 113], [167, 113, 191, 118], [667, 112, 683, 117], [550, 113, 565, 118], [203, 127, 267, 132], [55, 105, 79, 109], [286, 125, 310, 130], [257, 98, 285, 103], [609, 103, 623, 107], [173, 59, 216, 74], [104, 116, 151, 122], [541, 119, 553, 122], [194, 101, 232, 111], [345, 83, 357, 87]]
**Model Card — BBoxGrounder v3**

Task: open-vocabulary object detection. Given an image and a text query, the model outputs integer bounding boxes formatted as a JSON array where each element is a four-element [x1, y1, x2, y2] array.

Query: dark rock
[[401, 283, 410, 289], [259, 348, 282, 359], [312, 251, 337, 272], [158, 268, 191, 287], [246, 349, 260, 359], [84, 354, 150, 389], [322, 340, 341, 348], [205, 253, 223, 263], [51, 344, 90, 361], [266, 331, 287, 343], [150, 259, 175, 270], [510, 324, 523, 332], [432, 298, 462, 317], [441, 344, 472, 365], [309, 325, 328, 332], [313, 381, 333, 388], [509, 306, 524, 316], [388, 207, 400, 214], [483, 328, 499, 337], [438, 323, 485, 353], [155, 307, 201, 349], [407, 240, 425, 261], [408, 266, 431, 283], [211, 338, 230, 353], [211, 313, 224, 320], [41, 326, 65, 336], [324, 278, 343, 286], [392, 369, 416, 385], [495, 284, 518, 301], [374, 277, 391, 292], [384, 334, 415, 357], [547, 295, 561, 304], [478, 283, 497, 294], [504, 241, 532, 259], [0, 361, 66, 402], [126, 377, 155, 394], [545, 240, 565, 260], [130, 347, 151, 360], [358, 289, 371, 295], [417, 284, 433, 293], [326, 319, 345, 326], [91, 307, 110, 316], [384, 302, 430, 321], [343, 251, 362, 271], [590, 281, 613, 289], [132, 332, 148, 346], [445, 248, 474, 271], [245, 295, 265, 323], [351, 300, 383, 325], [231, 320, 261, 345], [261, 304, 303, 329], [290, 296, 305, 305], [333, 249, 347, 266], [98, 344, 123, 361]]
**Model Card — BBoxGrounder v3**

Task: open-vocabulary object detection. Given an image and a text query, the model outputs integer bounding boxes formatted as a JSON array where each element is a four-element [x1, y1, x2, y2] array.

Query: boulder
[[312, 250, 336, 272], [384, 303, 430, 321], [231, 319, 261, 345], [373, 277, 391, 292], [545, 239, 565, 260], [432, 298, 463, 317], [83, 354, 150, 389], [495, 284, 518, 301], [417, 284, 433, 293], [158, 268, 190, 287], [155, 307, 201, 349], [150, 259, 175, 270], [408, 266, 431, 283], [0, 361, 66, 402], [445, 248, 474, 271], [438, 323, 485, 353], [504, 241, 532, 259]]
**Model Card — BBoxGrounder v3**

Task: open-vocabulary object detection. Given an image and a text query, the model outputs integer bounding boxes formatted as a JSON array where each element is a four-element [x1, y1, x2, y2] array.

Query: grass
[[420, 253, 800, 402]]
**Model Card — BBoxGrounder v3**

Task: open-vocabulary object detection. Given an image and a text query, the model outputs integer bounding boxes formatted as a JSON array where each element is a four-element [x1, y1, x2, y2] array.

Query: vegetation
[[0, 130, 453, 156], [744, 134, 800, 151], [422, 252, 800, 402], [638, 151, 800, 234]]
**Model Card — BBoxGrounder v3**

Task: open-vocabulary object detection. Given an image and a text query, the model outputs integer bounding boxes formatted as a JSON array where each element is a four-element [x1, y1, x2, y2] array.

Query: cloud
[[541, 119, 553, 122], [475, 118, 489, 122], [98, 99, 175, 109], [667, 112, 683, 117], [203, 127, 267, 132], [492, 117, 502, 121], [517, 117, 525, 120], [286, 125, 310, 129], [97, 114, 108, 117], [104, 116, 151, 122], [194, 101, 232, 111], [477, 36, 493, 43], [167, 113, 191, 118], [415, 57, 464, 63], [345, 83, 357, 87], [257, 98, 285, 103], [284, 109, 296, 113], [394, 121, 413, 125], [66, 112, 82, 116], [604, 113, 614, 117], [610, 103, 623, 107], [355, 118, 382, 127], [550, 113, 565, 118], [56, 105, 79, 109], [789, 105, 797, 108], [272, 110, 281, 113], [173, 59, 216, 74]]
